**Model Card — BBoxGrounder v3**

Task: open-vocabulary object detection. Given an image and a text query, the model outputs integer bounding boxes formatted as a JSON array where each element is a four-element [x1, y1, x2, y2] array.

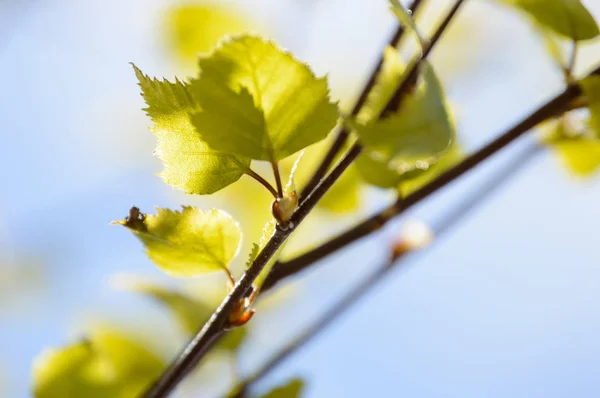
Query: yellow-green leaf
[[114, 206, 242, 277], [166, 4, 254, 62], [355, 150, 404, 188], [190, 35, 339, 161], [580, 75, 600, 138], [261, 378, 305, 398], [501, 0, 599, 41], [122, 282, 246, 352], [249, 219, 284, 288], [389, 0, 427, 50], [553, 137, 600, 176], [32, 330, 164, 398], [354, 55, 454, 170], [133, 64, 251, 194]]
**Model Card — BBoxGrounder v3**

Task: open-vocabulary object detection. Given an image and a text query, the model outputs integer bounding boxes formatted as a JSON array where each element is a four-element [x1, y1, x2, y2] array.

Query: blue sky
[[1, 0, 600, 397]]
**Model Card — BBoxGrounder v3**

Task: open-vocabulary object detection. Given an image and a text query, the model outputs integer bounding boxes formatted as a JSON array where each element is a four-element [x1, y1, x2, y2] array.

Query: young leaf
[[120, 281, 246, 352], [353, 57, 454, 169], [580, 75, 600, 137], [166, 4, 254, 62], [355, 151, 404, 189], [190, 35, 339, 161], [544, 119, 600, 177], [356, 46, 406, 124], [133, 64, 251, 194], [501, 0, 599, 41], [113, 206, 242, 277], [32, 330, 164, 398], [261, 378, 305, 398], [388, 0, 427, 50]]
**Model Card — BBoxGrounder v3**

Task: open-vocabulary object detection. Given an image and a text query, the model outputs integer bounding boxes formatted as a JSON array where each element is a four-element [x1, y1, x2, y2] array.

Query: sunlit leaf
[[190, 35, 339, 161], [166, 4, 254, 62], [113, 206, 242, 277], [32, 330, 164, 398], [261, 378, 305, 398], [388, 0, 427, 50], [580, 75, 600, 137], [133, 64, 251, 194], [353, 52, 454, 171], [121, 281, 246, 352], [501, 0, 599, 41], [544, 119, 600, 177], [355, 150, 403, 188], [356, 46, 406, 124]]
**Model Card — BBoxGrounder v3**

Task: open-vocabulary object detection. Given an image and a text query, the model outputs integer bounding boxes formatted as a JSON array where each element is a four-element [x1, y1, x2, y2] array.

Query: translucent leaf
[[353, 56, 454, 169], [355, 150, 404, 189], [133, 64, 251, 194], [261, 378, 305, 398], [400, 143, 465, 195], [580, 75, 600, 138], [356, 46, 406, 124], [190, 35, 339, 161], [113, 206, 242, 277], [166, 4, 254, 62], [122, 282, 246, 352], [545, 120, 600, 177], [32, 330, 164, 398], [501, 0, 599, 41], [388, 0, 427, 50]]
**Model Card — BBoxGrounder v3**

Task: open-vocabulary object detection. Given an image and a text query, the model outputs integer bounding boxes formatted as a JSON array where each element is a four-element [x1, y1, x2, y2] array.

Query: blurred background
[[2, 0, 600, 397]]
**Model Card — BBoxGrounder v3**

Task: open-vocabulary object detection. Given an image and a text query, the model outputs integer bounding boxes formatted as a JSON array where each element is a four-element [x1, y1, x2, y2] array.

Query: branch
[[262, 79, 586, 292], [143, 3, 467, 396], [299, 0, 426, 200], [233, 142, 543, 397]]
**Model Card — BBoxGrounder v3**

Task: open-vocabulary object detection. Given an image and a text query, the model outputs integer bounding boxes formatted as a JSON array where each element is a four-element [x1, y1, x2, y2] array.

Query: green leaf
[[356, 46, 406, 124], [133, 64, 251, 194], [388, 0, 427, 50], [166, 4, 254, 62], [580, 75, 600, 138], [353, 56, 454, 169], [122, 281, 246, 352], [501, 0, 599, 41], [355, 150, 404, 188], [544, 120, 600, 177], [113, 206, 242, 277], [32, 330, 164, 398], [190, 35, 339, 161], [261, 378, 305, 398]]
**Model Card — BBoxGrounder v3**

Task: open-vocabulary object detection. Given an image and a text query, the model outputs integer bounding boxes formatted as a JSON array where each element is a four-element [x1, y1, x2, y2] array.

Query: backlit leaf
[[580, 75, 600, 137], [190, 35, 339, 161], [261, 378, 305, 398], [544, 119, 600, 177], [388, 0, 427, 51], [32, 330, 164, 398], [501, 0, 599, 41], [133, 64, 251, 194], [113, 206, 242, 277], [353, 53, 454, 171], [166, 4, 254, 62], [122, 282, 246, 352]]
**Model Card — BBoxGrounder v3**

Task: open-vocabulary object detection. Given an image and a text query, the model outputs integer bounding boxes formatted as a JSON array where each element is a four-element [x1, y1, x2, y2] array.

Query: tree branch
[[262, 79, 585, 292], [143, 3, 471, 396], [299, 0, 426, 200], [232, 141, 542, 398]]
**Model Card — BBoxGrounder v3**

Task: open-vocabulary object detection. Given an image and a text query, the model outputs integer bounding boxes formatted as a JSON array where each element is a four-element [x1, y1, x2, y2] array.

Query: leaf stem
[[564, 41, 578, 83], [271, 161, 284, 198], [299, 0, 426, 201], [245, 168, 278, 198]]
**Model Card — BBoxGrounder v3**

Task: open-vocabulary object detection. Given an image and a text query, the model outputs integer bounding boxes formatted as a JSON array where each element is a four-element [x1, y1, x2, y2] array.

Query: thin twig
[[245, 168, 279, 198], [271, 161, 284, 198], [262, 80, 585, 292], [299, 0, 426, 200], [143, 3, 475, 396]]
